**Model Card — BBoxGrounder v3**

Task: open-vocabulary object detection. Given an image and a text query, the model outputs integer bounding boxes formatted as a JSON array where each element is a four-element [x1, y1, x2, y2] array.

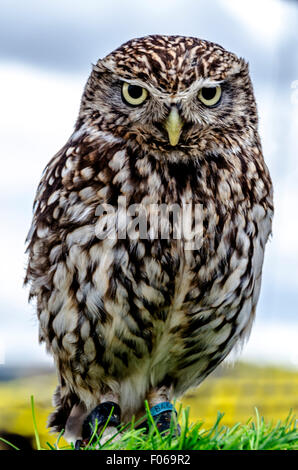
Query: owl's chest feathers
[[88, 154, 268, 329], [28, 142, 272, 401], [36, 146, 271, 360], [58, 149, 269, 314]]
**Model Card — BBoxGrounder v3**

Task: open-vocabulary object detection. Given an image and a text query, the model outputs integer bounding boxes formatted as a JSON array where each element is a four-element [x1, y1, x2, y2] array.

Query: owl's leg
[[146, 385, 180, 435], [64, 403, 89, 444], [74, 392, 122, 449]]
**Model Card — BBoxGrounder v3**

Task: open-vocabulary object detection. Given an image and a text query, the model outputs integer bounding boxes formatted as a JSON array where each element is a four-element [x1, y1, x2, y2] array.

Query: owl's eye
[[198, 86, 222, 107], [121, 82, 148, 106]]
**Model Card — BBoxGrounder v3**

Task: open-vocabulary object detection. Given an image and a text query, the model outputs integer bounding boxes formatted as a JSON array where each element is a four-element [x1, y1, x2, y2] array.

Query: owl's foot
[[135, 402, 180, 436], [99, 426, 123, 445], [150, 402, 181, 436], [74, 401, 121, 449], [145, 385, 180, 436]]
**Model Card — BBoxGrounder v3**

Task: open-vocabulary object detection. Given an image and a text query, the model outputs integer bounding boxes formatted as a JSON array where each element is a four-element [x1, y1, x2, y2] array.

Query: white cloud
[[0, 336, 5, 364], [239, 319, 298, 369], [222, 0, 287, 45], [0, 62, 84, 195], [1, 325, 53, 366]]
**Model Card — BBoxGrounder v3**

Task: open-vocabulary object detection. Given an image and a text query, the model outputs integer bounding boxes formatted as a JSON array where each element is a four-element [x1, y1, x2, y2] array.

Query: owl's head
[[78, 35, 258, 158]]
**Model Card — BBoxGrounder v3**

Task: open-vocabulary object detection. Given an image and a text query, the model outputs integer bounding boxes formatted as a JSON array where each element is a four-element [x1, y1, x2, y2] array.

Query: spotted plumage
[[25, 35, 273, 442]]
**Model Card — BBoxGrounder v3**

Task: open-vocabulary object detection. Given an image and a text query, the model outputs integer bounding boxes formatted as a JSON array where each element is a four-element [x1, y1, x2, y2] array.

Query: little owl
[[25, 35, 273, 447]]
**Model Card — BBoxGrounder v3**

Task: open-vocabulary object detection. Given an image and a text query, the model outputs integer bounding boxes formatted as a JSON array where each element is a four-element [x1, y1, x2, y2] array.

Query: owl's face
[[79, 35, 258, 158]]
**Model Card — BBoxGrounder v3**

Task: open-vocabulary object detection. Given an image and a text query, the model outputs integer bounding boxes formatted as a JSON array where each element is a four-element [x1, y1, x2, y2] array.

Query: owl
[[25, 35, 273, 447]]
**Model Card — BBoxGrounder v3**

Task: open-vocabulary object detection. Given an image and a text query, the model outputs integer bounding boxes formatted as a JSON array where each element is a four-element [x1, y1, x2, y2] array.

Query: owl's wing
[[24, 136, 126, 432], [24, 132, 123, 296]]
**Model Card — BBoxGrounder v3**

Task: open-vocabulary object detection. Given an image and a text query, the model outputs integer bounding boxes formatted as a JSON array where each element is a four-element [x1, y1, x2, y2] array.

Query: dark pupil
[[128, 85, 143, 99], [201, 87, 217, 100]]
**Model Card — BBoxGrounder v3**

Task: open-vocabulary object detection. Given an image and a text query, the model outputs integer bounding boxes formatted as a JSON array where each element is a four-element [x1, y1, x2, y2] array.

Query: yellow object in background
[[0, 362, 297, 449], [183, 362, 298, 428]]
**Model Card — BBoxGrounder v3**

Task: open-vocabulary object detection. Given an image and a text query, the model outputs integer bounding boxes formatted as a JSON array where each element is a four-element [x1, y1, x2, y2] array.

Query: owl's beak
[[164, 107, 184, 146]]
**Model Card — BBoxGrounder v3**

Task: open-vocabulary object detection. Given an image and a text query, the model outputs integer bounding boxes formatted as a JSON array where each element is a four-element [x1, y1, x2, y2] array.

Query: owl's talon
[[82, 401, 121, 442], [74, 439, 82, 450], [148, 402, 180, 436], [153, 410, 180, 436], [74, 437, 93, 449]]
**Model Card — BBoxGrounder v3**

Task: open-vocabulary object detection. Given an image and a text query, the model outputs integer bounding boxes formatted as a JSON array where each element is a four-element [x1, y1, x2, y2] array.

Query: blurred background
[[0, 0, 297, 449]]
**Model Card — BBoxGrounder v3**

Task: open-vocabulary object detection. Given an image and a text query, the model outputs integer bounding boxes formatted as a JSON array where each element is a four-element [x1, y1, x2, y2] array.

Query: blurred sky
[[0, 0, 297, 368]]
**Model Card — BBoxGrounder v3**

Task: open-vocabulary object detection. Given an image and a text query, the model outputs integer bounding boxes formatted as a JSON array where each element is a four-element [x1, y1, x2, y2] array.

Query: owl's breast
[[26, 140, 273, 399]]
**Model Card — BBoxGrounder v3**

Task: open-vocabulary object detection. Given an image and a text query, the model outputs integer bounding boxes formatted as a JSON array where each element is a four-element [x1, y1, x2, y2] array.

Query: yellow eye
[[121, 82, 148, 106], [198, 86, 222, 107]]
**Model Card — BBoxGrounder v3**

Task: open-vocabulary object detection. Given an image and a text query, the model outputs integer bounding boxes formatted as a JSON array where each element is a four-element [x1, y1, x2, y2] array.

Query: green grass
[[1, 397, 298, 450]]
